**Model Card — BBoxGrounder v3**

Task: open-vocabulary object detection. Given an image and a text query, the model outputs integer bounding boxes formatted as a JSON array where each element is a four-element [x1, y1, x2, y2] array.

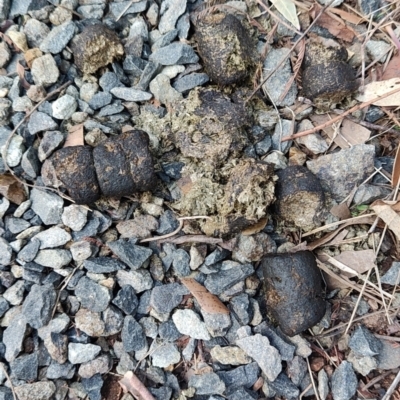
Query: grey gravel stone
[[24, 18, 50, 48], [102, 305, 124, 336], [81, 374, 103, 400], [3, 314, 27, 361], [172, 309, 211, 340], [68, 343, 101, 365], [40, 21, 75, 54], [318, 369, 329, 400], [189, 372, 226, 396], [112, 285, 139, 315], [307, 144, 375, 202], [347, 350, 377, 376], [230, 293, 252, 325], [22, 284, 57, 329], [84, 257, 125, 273], [52, 94, 77, 120], [34, 249, 72, 268], [88, 92, 112, 110], [150, 283, 187, 315], [331, 361, 358, 400], [0, 297, 10, 318], [151, 341, 181, 368], [78, 354, 111, 378], [15, 382, 56, 400], [204, 261, 254, 295], [173, 72, 209, 93], [31, 54, 60, 88], [46, 360, 75, 379], [122, 315, 147, 352], [0, 0, 10, 20], [109, 0, 147, 19], [349, 325, 382, 357], [5, 216, 30, 234], [0, 127, 24, 167], [75, 277, 111, 312], [263, 48, 297, 107], [201, 310, 232, 337], [271, 119, 294, 154], [149, 73, 182, 104], [366, 40, 391, 62], [0, 237, 13, 266], [28, 111, 58, 135], [38, 131, 64, 161], [150, 42, 199, 65], [159, 320, 181, 342], [159, 0, 187, 34], [210, 345, 252, 365], [38, 313, 70, 340], [236, 334, 282, 381], [30, 188, 63, 224], [62, 204, 87, 231], [33, 227, 71, 249], [21, 147, 40, 178], [116, 269, 153, 293], [108, 239, 153, 270], [3, 280, 25, 305], [75, 309, 105, 338], [172, 248, 191, 277], [10, 352, 38, 381], [353, 183, 390, 205], [380, 262, 400, 285], [266, 373, 300, 400], [254, 322, 295, 361], [99, 72, 123, 92], [110, 87, 152, 102], [217, 362, 260, 389], [296, 120, 328, 154]]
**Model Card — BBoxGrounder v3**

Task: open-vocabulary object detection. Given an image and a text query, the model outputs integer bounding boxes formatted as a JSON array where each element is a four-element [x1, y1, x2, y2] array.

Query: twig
[[119, 371, 155, 400], [382, 369, 400, 400], [116, 0, 136, 22], [140, 216, 211, 243], [0, 363, 17, 400], [282, 85, 400, 142], [245, 0, 338, 103], [159, 235, 223, 245], [45, 0, 83, 18], [306, 358, 320, 400]]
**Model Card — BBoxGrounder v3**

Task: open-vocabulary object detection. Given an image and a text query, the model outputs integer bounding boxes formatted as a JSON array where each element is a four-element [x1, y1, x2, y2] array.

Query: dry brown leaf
[[119, 371, 155, 400], [382, 54, 400, 80], [327, 7, 363, 25], [241, 218, 268, 236], [0, 174, 27, 205], [310, 4, 354, 42], [330, 203, 352, 220], [324, 229, 349, 246], [356, 78, 400, 106], [16, 61, 31, 90], [392, 145, 400, 188], [333, 249, 376, 275], [181, 278, 229, 315], [371, 203, 400, 240], [64, 124, 84, 147], [371, 199, 400, 211], [310, 115, 370, 149]]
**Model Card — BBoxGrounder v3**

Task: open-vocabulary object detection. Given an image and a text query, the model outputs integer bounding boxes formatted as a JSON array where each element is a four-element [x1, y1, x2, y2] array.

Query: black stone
[[10, 352, 38, 381], [121, 315, 147, 352], [75, 277, 111, 312], [107, 239, 153, 270], [82, 374, 103, 400], [112, 285, 139, 315], [84, 257, 126, 273], [159, 320, 181, 342]]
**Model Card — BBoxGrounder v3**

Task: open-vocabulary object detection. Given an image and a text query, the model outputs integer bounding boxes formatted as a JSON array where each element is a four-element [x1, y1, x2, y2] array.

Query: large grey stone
[[0, 237, 12, 266], [307, 144, 375, 202], [31, 54, 60, 87], [10, 353, 38, 381], [3, 314, 28, 361], [40, 21, 75, 54], [381, 262, 400, 285], [151, 341, 181, 368], [158, 0, 187, 34], [150, 283, 187, 315], [83, 257, 126, 273], [22, 284, 57, 329], [68, 343, 101, 365], [15, 382, 56, 400], [236, 334, 282, 381], [172, 309, 210, 340], [149, 42, 199, 65], [349, 325, 382, 357], [28, 111, 58, 135], [331, 361, 358, 400], [75, 277, 111, 312], [30, 188, 63, 224], [34, 249, 72, 268], [52, 94, 77, 119], [121, 315, 147, 352], [33, 227, 71, 249], [107, 239, 153, 270], [116, 269, 153, 293], [189, 372, 225, 396]]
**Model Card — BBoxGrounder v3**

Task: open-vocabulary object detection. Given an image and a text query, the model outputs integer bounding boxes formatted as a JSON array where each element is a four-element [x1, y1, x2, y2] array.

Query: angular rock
[[150, 283, 186, 315], [75, 277, 111, 312], [151, 341, 181, 368], [34, 249, 72, 268], [40, 21, 75, 54], [116, 269, 153, 293], [110, 87, 152, 102], [210, 345, 252, 366], [172, 309, 210, 340], [266, 373, 300, 400], [30, 188, 63, 224], [52, 94, 77, 120], [381, 262, 400, 285], [75, 309, 105, 337], [38, 131, 64, 161], [102, 305, 124, 336], [121, 315, 147, 352], [3, 314, 27, 361], [307, 144, 375, 202], [83, 257, 125, 273], [107, 239, 153, 270], [28, 111, 58, 135], [81, 374, 103, 400], [349, 325, 382, 357], [217, 362, 260, 389], [33, 227, 71, 249], [15, 382, 56, 400], [68, 343, 101, 365], [149, 42, 199, 65], [159, 0, 187, 34], [149, 73, 182, 104], [31, 54, 60, 87], [0, 237, 13, 266], [44, 332, 68, 364], [189, 372, 225, 396], [22, 284, 57, 329], [10, 352, 38, 381], [173, 72, 209, 93], [331, 361, 358, 400], [112, 285, 139, 315]]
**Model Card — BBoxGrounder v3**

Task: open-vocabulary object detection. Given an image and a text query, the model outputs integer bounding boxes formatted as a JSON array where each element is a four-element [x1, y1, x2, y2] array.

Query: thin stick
[[0, 363, 17, 400], [116, 0, 135, 22], [245, 0, 337, 103], [306, 358, 320, 400], [382, 369, 400, 400], [282, 85, 400, 142], [344, 268, 372, 335]]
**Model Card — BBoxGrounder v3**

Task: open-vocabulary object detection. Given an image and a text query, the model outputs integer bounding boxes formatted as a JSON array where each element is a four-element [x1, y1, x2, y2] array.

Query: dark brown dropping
[[48, 146, 100, 204], [274, 165, 325, 230], [302, 41, 357, 108], [93, 130, 156, 198], [262, 251, 326, 336], [195, 13, 255, 86], [71, 24, 124, 74]]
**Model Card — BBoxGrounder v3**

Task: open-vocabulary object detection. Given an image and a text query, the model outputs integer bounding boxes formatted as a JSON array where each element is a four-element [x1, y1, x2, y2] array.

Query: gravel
[[172, 309, 211, 340]]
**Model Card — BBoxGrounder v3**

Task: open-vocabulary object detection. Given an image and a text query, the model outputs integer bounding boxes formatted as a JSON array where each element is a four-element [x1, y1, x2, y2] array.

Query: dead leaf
[[310, 114, 370, 149], [382, 54, 400, 80], [310, 4, 354, 42], [16, 61, 31, 90], [122, 125, 134, 133], [119, 371, 155, 400], [330, 203, 351, 220], [333, 249, 376, 275], [323, 229, 349, 246], [328, 7, 363, 25], [371, 199, 400, 212], [24, 48, 43, 69], [356, 78, 400, 107], [64, 124, 84, 147], [270, 0, 300, 30], [0, 174, 27, 205], [241, 218, 267, 236], [181, 278, 229, 315], [392, 145, 400, 188], [371, 203, 400, 240]]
